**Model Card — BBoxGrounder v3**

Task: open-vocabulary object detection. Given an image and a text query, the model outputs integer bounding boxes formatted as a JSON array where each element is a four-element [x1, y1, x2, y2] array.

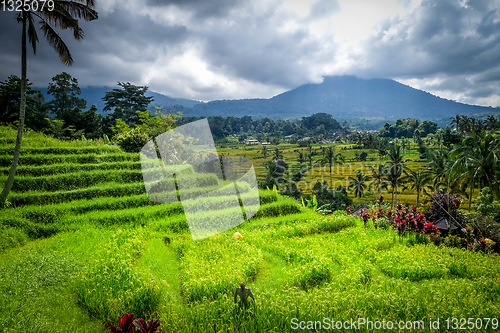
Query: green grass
[[0, 161, 145, 177], [1, 130, 499, 332], [0, 145, 122, 156]]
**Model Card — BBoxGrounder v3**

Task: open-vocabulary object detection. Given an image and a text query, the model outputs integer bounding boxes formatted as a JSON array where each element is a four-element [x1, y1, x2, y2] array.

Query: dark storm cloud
[[197, 5, 337, 90], [354, 0, 500, 104], [146, 0, 246, 20], [0, 4, 191, 89], [2, 0, 500, 105]]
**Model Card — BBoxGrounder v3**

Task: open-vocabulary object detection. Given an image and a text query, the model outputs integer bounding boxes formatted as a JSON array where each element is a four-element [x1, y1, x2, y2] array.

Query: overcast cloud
[[1, 0, 499, 106]]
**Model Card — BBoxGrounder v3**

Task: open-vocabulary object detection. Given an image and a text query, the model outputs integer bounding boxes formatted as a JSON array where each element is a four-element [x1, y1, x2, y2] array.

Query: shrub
[[444, 234, 467, 249], [113, 128, 151, 153], [311, 181, 352, 210], [473, 187, 500, 222], [471, 215, 500, 254], [428, 191, 466, 230]]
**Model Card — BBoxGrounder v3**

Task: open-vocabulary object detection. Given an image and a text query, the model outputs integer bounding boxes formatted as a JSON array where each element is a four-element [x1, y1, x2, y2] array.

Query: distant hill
[[36, 76, 499, 128], [37, 86, 201, 114], [183, 76, 499, 122]]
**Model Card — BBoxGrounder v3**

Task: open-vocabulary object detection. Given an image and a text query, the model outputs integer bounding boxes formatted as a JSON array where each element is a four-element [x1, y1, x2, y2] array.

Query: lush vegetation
[[0, 124, 499, 333]]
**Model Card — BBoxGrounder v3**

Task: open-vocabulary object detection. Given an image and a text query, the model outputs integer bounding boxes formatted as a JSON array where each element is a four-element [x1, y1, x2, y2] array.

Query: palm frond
[[53, 0, 98, 21], [27, 13, 39, 54], [41, 9, 83, 40], [40, 20, 73, 65]]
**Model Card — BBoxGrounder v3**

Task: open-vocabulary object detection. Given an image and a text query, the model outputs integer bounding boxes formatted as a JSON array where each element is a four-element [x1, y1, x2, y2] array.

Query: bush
[[113, 128, 150, 153], [473, 187, 500, 222], [472, 215, 500, 254], [311, 181, 352, 210]]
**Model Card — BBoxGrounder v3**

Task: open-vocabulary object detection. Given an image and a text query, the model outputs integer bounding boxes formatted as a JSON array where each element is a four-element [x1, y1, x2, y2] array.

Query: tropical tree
[[385, 144, 406, 208], [485, 115, 500, 131], [306, 153, 313, 168], [261, 145, 268, 159], [103, 82, 154, 126], [348, 171, 368, 206], [426, 150, 450, 188], [297, 151, 305, 165], [451, 130, 500, 211], [0, 0, 98, 205], [450, 114, 463, 133], [317, 146, 344, 189], [0, 75, 48, 131], [368, 164, 389, 193], [401, 169, 431, 208], [272, 147, 283, 160]]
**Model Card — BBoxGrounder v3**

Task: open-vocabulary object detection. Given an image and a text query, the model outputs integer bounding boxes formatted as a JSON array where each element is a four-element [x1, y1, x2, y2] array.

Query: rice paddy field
[[0, 127, 499, 332], [216, 141, 469, 207]]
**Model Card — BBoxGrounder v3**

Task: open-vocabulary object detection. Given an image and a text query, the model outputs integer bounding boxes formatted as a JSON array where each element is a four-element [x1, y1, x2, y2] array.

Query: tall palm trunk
[[468, 180, 474, 212], [0, 12, 26, 205], [416, 191, 420, 208], [329, 164, 332, 189], [394, 181, 398, 207]]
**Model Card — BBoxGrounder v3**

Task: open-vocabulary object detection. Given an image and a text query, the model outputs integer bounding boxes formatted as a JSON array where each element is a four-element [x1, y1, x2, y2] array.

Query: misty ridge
[[38, 76, 500, 128]]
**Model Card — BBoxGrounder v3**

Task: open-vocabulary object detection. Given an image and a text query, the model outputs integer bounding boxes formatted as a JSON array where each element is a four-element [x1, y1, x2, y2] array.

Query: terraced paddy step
[[0, 161, 145, 177], [4, 167, 221, 192], [11, 179, 263, 210], [7, 175, 230, 206], [0, 152, 139, 167], [0, 146, 122, 156]]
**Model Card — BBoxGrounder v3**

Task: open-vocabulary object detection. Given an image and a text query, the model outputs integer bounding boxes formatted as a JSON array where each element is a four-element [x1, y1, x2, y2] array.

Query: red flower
[[107, 314, 135, 333]]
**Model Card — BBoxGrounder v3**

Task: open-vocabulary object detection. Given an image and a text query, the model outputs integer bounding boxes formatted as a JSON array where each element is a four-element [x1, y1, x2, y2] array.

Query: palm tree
[[306, 153, 313, 168], [450, 114, 463, 133], [297, 151, 305, 165], [386, 144, 406, 208], [261, 145, 268, 159], [401, 169, 431, 208], [348, 171, 368, 206], [0, 1, 98, 205], [426, 150, 450, 188], [317, 146, 344, 189], [368, 164, 389, 193], [451, 130, 500, 211], [272, 147, 283, 160], [485, 115, 499, 131]]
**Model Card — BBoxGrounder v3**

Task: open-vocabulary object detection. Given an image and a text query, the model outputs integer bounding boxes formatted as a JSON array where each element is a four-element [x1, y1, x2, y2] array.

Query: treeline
[[2, 72, 500, 149], [0, 72, 345, 144], [0, 72, 157, 141], [177, 112, 343, 143]]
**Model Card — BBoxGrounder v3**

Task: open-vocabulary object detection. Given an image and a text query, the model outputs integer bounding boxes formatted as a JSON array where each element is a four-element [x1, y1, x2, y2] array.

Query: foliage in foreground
[[74, 228, 162, 323]]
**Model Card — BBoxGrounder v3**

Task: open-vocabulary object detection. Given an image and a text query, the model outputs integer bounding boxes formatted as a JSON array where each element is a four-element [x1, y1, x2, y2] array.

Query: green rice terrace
[[1, 128, 499, 333]]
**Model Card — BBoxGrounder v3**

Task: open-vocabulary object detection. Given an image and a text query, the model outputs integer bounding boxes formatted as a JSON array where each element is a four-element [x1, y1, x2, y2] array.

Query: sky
[[1, 0, 500, 107]]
